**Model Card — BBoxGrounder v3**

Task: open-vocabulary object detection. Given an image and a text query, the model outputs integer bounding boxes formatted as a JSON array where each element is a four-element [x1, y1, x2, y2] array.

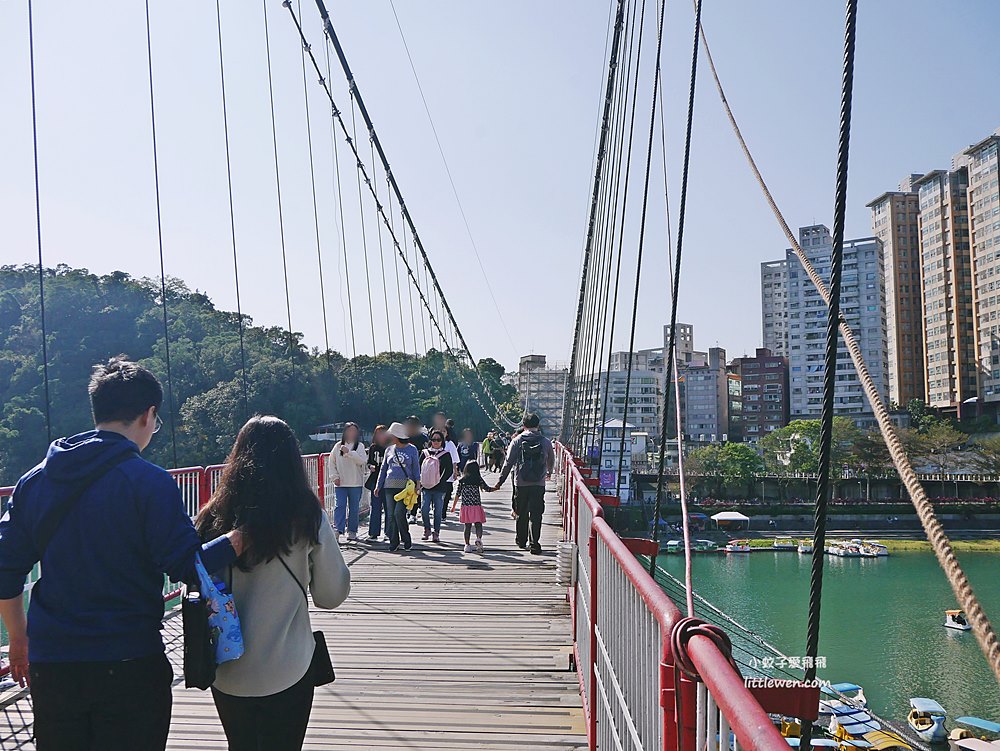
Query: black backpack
[[518, 434, 546, 483]]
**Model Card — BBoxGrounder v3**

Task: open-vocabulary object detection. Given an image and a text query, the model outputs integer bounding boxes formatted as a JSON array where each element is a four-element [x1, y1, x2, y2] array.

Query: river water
[[657, 550, 1000, 724]]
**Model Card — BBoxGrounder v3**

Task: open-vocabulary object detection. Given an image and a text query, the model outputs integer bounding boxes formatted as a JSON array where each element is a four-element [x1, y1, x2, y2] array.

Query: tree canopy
[[0, 265, 516, 485]]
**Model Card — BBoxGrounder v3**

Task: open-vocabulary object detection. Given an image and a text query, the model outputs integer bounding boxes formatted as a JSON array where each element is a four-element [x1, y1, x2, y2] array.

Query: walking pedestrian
[[375, 422, 421, 552], [419, 429, 453, 543], [0, 356, 245, 750], [451, 461, 490, 553], [404, 416, 427, 524], [482, 432, 494, 472], [433, 413, 460, 521], [457, 428, 480, 473], [196, 416, 350, 751], [329, 422, 367, 542], [363, 425, 390, 543], [490, 432, 507, 473], [495, 413, 554, 554]]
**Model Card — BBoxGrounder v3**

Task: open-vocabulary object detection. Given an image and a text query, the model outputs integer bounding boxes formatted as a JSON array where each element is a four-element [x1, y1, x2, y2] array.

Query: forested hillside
[[0, 265, 515, 485]]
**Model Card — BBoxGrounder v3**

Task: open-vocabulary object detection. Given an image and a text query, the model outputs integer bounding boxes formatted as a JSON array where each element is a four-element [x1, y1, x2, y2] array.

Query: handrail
[[556, 441, 788, 751]]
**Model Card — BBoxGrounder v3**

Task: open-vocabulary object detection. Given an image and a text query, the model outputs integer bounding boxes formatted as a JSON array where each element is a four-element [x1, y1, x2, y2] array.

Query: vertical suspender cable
[[801, 1, 859, 740], [385, 184, 410, 354], [323, 37, 356, 358], [407, 218, 427, 353], [214, 0, 250, 417], [143, 0, 179, 468], [262, 0, 296, 358], [562, 0, 628, 445], [615, 0, 666, 501], [652, 0, 703, 573], [27, 0, 52, 446], [370, 139, 394, 351], [349, 94, 378, 356], [295, 0, 332, 364]]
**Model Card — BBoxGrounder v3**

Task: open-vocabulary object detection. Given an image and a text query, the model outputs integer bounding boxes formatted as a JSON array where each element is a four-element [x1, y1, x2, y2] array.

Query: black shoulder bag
[[277, 556, 336, 686]]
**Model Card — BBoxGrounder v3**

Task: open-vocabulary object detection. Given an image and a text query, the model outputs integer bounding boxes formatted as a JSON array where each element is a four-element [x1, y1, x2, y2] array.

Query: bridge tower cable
[[800, 2, 859, 739], [322, 36, 356, 358], [563, 0, 629, 445], [595, 0, 647, 456], [310, 0, 518, 427], [213, 0, 250, 417], [348, 93, 379, 357], [615, 0, 665, 502], [142, 0, 179, 468], [27, 0, 52, 446], [283, 3, 512, 430], [651, 0, 703, 575], [294, 0, 333, 366]]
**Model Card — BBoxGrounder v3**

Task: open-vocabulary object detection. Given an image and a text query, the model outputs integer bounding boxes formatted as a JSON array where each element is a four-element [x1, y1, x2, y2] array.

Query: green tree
[[718, 442, 763, 498]]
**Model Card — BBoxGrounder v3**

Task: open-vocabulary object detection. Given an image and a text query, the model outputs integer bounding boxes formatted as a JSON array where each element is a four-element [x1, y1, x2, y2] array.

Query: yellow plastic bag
[[394, 480, 418, 511]]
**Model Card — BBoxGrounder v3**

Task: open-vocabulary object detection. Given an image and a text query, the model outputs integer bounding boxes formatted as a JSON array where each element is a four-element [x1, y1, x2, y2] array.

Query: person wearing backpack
[[418, 429, 453, 543], [0, 357, 245, 750], [494, 413, 554, 554]]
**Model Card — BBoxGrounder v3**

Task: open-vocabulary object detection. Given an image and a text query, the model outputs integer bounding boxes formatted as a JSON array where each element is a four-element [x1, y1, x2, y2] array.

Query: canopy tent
[[711, 511, 750, 529]]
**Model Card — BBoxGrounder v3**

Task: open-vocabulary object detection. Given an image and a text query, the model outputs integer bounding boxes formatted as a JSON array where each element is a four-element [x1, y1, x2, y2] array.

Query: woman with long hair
[[196, 416, 350, 751], [419, 428, 453, 543], [329, 422, 367, 542], [363, 425, 390, 543]]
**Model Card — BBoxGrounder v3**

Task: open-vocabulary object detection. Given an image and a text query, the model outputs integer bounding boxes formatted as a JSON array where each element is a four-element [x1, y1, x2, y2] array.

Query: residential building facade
[[761, 260, 789, 357], [866, 175, 925, 408], [680, 347, 730, 443], [729, 348, 789, 443], [914, 165, 976, 412]]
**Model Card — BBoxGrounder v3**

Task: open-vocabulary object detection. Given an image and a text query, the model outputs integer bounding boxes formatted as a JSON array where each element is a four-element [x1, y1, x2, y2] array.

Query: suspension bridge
[[1, 0, 999, 750]]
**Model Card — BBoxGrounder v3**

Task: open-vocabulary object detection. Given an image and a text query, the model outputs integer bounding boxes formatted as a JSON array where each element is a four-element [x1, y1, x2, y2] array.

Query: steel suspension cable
[[294, 0, 332, 364], [801, 6, 858, 740], [323, 37, 355, 358], [310, 0, 517, 427], [143, 0, 179, 468], [698, 0, 1000, 692], [652, 0, 703, 577], [369, 139, 395, 352], [348, 94, 378, 356], [562, 0, 628, 444], [214, 0, 250, 417], [384, 177, 409, 354], [615, 0, 667, 502], [27, 0, 52, 446]]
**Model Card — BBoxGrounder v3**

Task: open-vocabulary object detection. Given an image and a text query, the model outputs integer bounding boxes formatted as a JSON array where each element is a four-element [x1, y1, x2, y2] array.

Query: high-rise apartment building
[[966, 129, 1000, 402], [729, 348, 789, 443], [914, 164, 976, 412], [866, 174, 925, 408], [761, 260, 789, 357], [680, 347, 730, 443], [764, 225, 889, 427], [514, 355, 568, 438]]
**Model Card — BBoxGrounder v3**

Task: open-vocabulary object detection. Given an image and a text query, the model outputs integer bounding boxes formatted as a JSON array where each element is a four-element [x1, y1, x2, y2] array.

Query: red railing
[[556, 442, 790, 751]]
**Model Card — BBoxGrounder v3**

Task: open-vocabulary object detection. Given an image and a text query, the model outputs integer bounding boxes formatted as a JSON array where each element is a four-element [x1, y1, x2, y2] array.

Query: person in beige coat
[[196, 416, 350, 751], [329, 422, 367, 541]]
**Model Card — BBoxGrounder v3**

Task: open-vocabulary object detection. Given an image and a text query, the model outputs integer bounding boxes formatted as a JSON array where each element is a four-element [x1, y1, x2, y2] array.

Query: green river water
[[657, 550, 1000, 725]]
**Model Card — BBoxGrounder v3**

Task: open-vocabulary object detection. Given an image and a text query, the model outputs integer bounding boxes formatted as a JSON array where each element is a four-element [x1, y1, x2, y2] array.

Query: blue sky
[[1, 1, 998, 372]]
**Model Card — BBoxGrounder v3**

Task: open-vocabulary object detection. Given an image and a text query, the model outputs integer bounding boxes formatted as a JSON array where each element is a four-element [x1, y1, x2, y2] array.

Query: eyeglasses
[[153, 413, 163, 434], [430, 438, 443, 443]]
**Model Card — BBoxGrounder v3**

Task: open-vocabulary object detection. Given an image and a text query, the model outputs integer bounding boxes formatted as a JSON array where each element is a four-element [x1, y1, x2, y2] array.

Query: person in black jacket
[[364, 425, 390, 543], [419, 429, 453, 543]]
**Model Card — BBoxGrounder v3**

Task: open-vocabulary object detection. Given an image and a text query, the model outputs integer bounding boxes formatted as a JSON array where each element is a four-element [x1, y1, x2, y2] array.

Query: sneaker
[[422, 530, 431, 541], [475, 538, 484, 553], [337, 532, 345, 544], [404, 540, 413, 551], [530, 546, 543, 555], [347, 531, 357, 542], [432, 532, 440, 543], [517, 542, 527, 550], [381, 535, 390, 542], [388, 544, 399, 552], [463, 543, 474, 553]]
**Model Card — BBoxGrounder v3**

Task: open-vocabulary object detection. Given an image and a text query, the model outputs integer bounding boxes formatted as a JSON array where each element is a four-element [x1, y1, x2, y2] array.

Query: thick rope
[[143, 0, 179, 468], [699, 7, 1000, 686], [27, 0, 52, 446]]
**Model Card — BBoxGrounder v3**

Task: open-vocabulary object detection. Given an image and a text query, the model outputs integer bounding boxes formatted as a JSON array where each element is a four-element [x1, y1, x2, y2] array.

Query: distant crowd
[[0, 356, 554, 751]]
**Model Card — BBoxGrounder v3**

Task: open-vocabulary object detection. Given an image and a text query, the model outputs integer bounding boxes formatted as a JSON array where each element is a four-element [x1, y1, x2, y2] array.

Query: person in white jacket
[[195, 416, 351, 751], [329, 422, 367, 541]]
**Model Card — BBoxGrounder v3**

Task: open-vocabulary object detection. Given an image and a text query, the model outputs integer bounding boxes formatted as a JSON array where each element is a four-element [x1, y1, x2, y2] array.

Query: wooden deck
[[1, 480, 586, 749]]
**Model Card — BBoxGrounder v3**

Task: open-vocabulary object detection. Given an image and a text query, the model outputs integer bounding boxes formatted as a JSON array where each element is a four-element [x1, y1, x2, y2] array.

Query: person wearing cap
[[374, 422, 421, 552]]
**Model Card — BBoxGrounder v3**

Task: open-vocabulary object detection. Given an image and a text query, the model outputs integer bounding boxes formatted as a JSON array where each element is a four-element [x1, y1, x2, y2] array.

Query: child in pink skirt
[[451, 461, 490, 553]]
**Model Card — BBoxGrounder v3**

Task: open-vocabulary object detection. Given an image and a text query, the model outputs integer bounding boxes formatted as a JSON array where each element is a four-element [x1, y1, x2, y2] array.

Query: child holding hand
[[452, 461, 490, 553]]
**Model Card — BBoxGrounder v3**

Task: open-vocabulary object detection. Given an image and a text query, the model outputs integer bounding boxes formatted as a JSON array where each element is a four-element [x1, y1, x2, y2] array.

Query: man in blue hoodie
[[0, 357, 244, 750]]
